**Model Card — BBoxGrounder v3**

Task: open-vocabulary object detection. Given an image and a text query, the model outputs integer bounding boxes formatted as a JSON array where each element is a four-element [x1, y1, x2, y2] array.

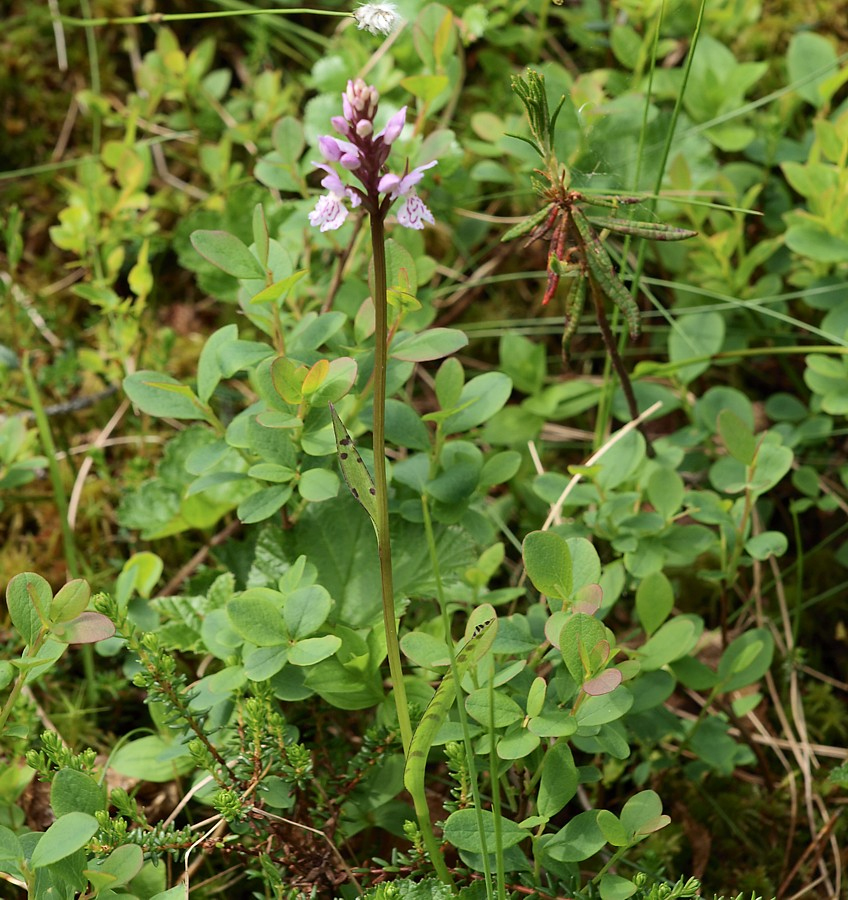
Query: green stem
[[22, 355, 98, 705], [369, 213, 413, 758], [421, 495, 493, 894], [0, 630, 48, 733], [61, 7, 350, 26], [22, 355, 81, 579]]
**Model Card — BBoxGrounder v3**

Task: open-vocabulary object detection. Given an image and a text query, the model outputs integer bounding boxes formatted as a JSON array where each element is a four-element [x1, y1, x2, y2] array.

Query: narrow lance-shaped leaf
[[582, 194, 643, 210], [562, 276, 587, 361], [329, 404, 378, 529], [501, 203, 555, 243], [403, 616, 498, 797], [587, 216, 697, 241], [572, 207, 642, 339]]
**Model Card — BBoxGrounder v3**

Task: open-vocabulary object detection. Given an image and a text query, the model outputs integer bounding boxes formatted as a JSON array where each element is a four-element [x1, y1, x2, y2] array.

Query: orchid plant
[[309, 80, 438, 765]]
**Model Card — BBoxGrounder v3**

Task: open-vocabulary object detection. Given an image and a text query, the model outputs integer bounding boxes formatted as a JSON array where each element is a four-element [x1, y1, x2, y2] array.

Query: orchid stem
[[370, 212, 413, 757]]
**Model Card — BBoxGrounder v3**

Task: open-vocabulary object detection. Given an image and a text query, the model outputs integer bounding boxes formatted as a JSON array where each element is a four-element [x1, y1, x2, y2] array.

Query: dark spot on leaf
[[340, 452, 348, 459], [351, 488, 359, 498]]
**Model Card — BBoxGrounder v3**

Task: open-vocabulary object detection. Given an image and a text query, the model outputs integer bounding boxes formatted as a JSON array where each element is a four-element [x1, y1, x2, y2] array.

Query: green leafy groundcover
[[1, 0, 846, 898]]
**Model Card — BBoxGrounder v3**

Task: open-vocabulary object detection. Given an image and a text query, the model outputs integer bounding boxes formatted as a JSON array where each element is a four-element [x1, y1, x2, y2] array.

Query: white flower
[[378, 160, 438, 230], [353, 2, 401, 36], [308, 164, 362, 232]]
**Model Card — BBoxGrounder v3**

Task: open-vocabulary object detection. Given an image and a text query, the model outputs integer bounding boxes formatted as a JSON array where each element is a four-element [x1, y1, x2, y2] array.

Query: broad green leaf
[[30, 812, 98, 868], [400, 74, 449, 103], [597, 809, 628, 847], [547, 810, 605, 862], [696, 386, 754, 434], [237, 485, 292, 524], [465, 689, 523, 728], [560, 613, 606, 683], [216, 339, 274, 378], [717, 627, 774, 693], [592, 429, 644, 490], [109, 736, 194, 782], [49, 579, 90, 624], [583, 668, 622, 696], [9, 637, 65, 680], [786, 32, 839, 107], [426, 461, 480, 504], [244, 645, 288, 681], [748, 442, 793, 495], [6, 572, 50, 646], [297, 468, 339, 502], [151, 886, 188, 900], [247, 270, 307, 307], [526, 676, 547, 719], [0, 824, 23, 863], [190, 229, 266, 278], [288, 635, 342, 666], [480, 451, 521, 488], [442, 808, 526, 853], [745, 531, 788, 560], [497, 729, 541, 759], [668, 311, 725, 384], [537, 741, 578, 818], [381, 399, 431, 452], [197, 324, 238, 404], [271, 115, 305, 164], [600, 874, 638, 900], [620, 790, 663, 838], [785, 223, 848, 263], [442, 372, 513, 434], [435, 357, 464, 410], [124, 371, 208, 420], [638, 615, 703, 671], [252, 202, 269, 267], [51, 770, 105, 818], [574, 685, 633, 727], [52, 611, 115, 644], [635, 571, 674, 637], [567, 538, 602, 593], [84, 844, 144, 889], [499, 332, 546, 395], [307, 357, 358, 406], [646, 468, 684, 521], [118, 552, 163, 600], [400, 630, 452, 669], [718, 409, 756, 465], [522, 531, 572, 602], [227, 595, 288, 646], [284, 585, 332, 639], [287, 311, 347, 355], [528, 713, 577, 738], [390, 328, 468, 362], [301, 359, 330, 396], [248, 463, 296, 483]]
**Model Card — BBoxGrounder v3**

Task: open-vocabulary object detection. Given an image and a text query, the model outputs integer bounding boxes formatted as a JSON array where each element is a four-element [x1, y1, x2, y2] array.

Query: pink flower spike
[[379, 160, 437, 199], [309, 163, 361, 230], [397, 191, 435, 230], [309, 194, 350, 232], [319, 137, 362, 170], [378, 107, 407, 145], [331, 116, 351, 137], [318, 136, 343, 161]]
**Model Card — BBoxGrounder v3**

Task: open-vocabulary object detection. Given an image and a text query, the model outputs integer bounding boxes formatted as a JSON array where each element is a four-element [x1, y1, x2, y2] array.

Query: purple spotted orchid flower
[[309, 79, 436, 231]]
